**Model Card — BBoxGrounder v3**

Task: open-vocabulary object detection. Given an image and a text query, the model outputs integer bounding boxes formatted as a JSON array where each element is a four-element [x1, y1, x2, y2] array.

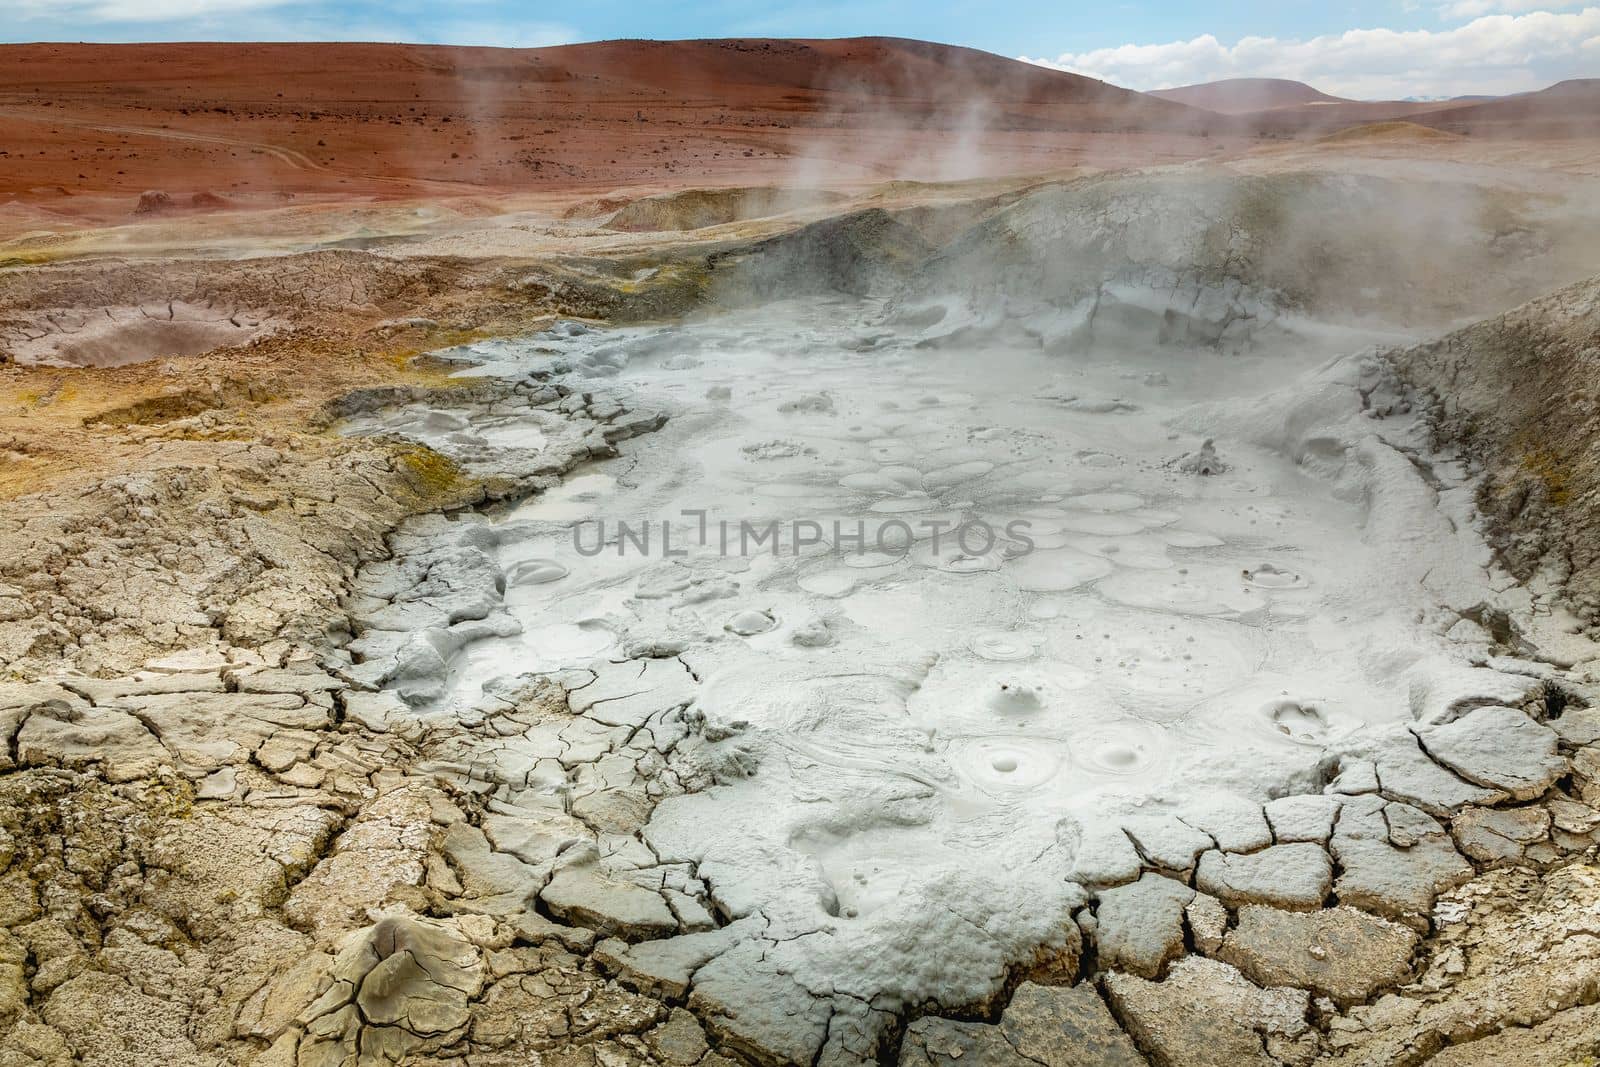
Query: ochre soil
[[0, 38, 1260, 230]]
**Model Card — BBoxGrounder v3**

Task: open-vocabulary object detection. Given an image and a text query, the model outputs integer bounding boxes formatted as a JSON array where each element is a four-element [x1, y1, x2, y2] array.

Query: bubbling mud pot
[[331, 292, 1596, 1061]]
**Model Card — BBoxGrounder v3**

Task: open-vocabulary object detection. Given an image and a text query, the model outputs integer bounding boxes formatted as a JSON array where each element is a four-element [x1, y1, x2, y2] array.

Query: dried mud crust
[[0, 202, 939, 678], [0, 353, 675, 670], [3, 385, 1597, 1067], [1386, 276, 1600, 638], [0, 247, 715, 370], [0, 357, 527, 678], [0, 238, 731, 679], [326, 394, 1600, 1065], [0, 433, 460, 677], [0, 609, 1598, 1066]]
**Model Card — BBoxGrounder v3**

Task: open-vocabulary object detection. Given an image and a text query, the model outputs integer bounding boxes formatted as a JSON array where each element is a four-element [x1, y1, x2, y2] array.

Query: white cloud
[[1022, 8, 1600, 99]]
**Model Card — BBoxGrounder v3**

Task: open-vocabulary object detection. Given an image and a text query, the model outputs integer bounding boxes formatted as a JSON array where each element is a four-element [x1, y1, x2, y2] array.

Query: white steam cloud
[[1022, 8, 1600, 100]]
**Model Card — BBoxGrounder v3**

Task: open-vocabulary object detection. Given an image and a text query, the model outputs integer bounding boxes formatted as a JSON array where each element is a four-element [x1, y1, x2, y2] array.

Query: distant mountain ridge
[[1152, 75, 1600, 137], [1152, 77, 1350, 113]]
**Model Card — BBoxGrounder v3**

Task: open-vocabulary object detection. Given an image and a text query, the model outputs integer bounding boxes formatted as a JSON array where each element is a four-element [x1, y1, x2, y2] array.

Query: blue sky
[[7, 1, 1598, 98]]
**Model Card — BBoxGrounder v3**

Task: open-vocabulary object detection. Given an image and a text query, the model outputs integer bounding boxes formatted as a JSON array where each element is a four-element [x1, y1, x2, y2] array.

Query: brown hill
[[0, 38, 1239, 221], [1242, 98, 1462, 137], [1232, 79, 1600, 139], [1151, 77, 1455, 137], [1149, 76, 1600, 140], [1152, 77, 1349, 113], [1315, 121, 1466, 145], [1411, 79, 1600, 137]]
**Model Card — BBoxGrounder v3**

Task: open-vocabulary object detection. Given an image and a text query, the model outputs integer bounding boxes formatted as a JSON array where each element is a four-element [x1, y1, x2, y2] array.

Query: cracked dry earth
[[3, 176, 1600, 1067], [3, 328, 1599, 1067]]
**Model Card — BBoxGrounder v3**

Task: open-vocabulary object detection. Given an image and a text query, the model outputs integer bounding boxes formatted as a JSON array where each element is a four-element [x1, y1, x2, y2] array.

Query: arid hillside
[[1152, 77, 1351, 113], [0, 37, 1244, 225], [1163, 76, 1600, 140]]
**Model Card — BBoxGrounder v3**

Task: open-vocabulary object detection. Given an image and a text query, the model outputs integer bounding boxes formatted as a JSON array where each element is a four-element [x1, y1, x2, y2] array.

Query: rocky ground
[[2, 169, 1600, 1066], [1390, 277, 1600, 645]]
